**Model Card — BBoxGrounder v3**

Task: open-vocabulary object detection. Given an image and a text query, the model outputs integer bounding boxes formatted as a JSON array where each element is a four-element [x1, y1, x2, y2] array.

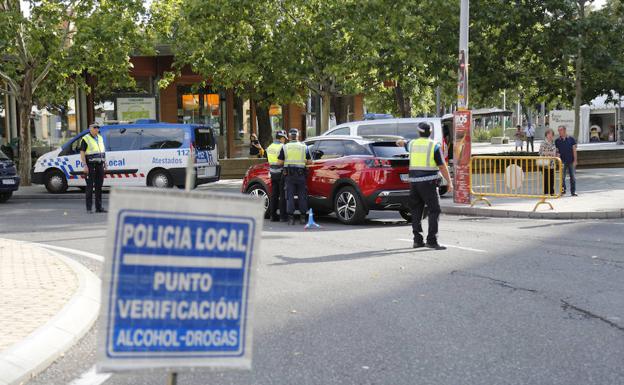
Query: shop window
[[177, 86, 222, 128]]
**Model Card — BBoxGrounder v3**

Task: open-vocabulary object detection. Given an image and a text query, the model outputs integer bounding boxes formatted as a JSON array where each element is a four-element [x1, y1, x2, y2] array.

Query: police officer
[[397, 122, 453, 250], [80, 124, 107, 213], [277, 128, 311, 225], [266, 130, 288, 222]]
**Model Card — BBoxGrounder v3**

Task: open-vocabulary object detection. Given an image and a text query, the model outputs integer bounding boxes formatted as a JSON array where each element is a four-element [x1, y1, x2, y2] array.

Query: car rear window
[[370, 142, 409, 158], [194, 127, 215, 150]]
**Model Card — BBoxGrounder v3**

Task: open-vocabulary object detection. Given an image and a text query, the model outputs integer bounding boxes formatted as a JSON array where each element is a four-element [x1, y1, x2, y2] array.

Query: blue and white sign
[[97, 188, 263, 372]]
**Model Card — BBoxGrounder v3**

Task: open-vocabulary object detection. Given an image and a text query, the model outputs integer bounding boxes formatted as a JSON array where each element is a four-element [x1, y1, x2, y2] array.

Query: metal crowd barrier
[[470, 156, 563, 212]]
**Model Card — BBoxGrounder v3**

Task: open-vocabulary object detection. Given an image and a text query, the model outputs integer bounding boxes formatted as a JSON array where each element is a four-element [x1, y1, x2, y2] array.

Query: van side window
[[397, 123, 421, 140], [358, 123, 396, 136], [107, 128, 142, 151], [327, 127, 350, 136], [141, 128, 185, 149]]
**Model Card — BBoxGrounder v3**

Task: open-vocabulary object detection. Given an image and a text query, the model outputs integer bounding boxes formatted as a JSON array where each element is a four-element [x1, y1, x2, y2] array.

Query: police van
[[32, 120, 220, 193]]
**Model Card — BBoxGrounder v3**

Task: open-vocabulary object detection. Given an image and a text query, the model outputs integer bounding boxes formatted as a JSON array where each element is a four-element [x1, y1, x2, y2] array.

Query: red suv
[[241, 136, 414, 225]]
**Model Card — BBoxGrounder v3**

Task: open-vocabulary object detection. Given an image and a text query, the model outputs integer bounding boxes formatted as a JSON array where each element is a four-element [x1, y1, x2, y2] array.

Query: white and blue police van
[[32, 120, 220, 193]]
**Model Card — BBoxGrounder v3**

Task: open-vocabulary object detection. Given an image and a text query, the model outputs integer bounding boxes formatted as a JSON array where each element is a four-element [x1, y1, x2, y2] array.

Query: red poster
[[453, 110, 472, 204]]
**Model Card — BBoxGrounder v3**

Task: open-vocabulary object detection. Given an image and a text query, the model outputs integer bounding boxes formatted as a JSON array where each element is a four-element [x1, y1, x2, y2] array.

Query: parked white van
[[32, 121, 219, 193], [323, 118, 444, 143]]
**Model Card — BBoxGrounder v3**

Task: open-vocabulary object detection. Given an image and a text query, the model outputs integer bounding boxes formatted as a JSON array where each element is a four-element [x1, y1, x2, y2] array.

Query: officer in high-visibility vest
[[397, 122, 453, 250], [266, 130, 288, 222], [80, 124, 107, 213], [277, 128, 311, 225]]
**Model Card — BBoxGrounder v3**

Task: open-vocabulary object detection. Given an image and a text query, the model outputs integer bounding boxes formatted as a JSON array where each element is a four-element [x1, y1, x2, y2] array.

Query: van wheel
[[334, 186, 366, 225], [0, 192, 12, 203], [246, 184, 270, 218], [45, 169, 68, 194], [148, 170, 173, 188]]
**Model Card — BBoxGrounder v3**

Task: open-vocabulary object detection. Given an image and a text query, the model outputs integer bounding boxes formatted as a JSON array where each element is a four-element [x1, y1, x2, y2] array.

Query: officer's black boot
[[288, 215, 296, 225], [299, 213, 307, 225]]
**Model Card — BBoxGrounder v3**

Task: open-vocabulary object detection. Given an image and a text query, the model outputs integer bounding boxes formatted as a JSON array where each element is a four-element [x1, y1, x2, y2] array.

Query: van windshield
[[194, 127, 215, 150]]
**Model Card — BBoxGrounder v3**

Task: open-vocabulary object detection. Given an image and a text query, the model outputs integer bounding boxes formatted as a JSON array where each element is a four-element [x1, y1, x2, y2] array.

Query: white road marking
[[397, 239, 487, 253], [68, 365, 111, 385], [36, 243, 105, 262], [123, 253, 243, 268]]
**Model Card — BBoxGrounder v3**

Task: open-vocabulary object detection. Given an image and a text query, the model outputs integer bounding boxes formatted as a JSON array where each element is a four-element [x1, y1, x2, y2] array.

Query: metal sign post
[[454, 0, 471, 204], [97, 188, 264, 380]]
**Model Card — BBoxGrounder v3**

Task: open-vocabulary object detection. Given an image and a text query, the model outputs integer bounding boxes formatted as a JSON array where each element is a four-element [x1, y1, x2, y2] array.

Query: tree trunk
[[321, 90, 331, 133], [573, 0, 585, 141], [332, 96, 350, 125], [255, 102, 272, 149], [18, 99, 32, 186], [394, 83, 410, 118], [573, 49, 583, 141]]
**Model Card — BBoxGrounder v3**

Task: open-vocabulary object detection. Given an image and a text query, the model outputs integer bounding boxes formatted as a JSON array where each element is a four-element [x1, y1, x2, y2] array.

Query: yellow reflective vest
[[409, 138, 438, 171], [82, 134, 106, 162], [267, 142, 284, 173], [283, 142, 307, 168]]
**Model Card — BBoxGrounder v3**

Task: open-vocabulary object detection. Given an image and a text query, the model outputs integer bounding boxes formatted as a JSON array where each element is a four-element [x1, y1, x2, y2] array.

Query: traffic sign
[[97, 188, 263, 372]]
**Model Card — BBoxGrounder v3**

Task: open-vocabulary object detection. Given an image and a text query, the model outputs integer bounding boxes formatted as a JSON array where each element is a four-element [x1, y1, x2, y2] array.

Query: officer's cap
[[288, 128, 299, 137], [276, 130, 287, 139]]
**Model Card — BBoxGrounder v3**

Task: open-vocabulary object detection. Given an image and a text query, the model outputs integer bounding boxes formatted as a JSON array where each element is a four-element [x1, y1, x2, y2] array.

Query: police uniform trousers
[[270, 171, 287, 220], [285, 168, 308, 215], [86, 162, 105, 211], [409, 180, 441, 244]]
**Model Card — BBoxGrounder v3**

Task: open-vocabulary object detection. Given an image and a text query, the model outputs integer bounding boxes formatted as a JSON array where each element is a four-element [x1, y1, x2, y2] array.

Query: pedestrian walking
[[80, 124, 107, 213], [278, 128, 311, 225], [396, 122, 453, 250], [525, 122, 535, 152], [514, 125, 524, 151], [266, 130, 288, 222], [555, 126, 578, 196], [538, 128, 559, 195]]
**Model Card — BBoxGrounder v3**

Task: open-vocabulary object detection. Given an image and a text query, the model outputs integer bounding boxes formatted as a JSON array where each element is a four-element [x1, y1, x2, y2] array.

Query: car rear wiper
[[392, 154, 409, 158]]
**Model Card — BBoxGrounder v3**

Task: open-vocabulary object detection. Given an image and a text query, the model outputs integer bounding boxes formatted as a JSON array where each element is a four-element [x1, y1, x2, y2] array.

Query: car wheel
[[45, 169, 68, 194], [246, 184, 270, 219], [334, 186, 366, 225], [0, 192, 12, 203], [438, 186, 448, 196], [149, 170, 173, 188], [400, 210, 412, 222]]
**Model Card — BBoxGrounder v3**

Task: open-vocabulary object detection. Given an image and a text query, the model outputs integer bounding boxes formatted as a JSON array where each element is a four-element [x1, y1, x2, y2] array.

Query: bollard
[[304, 208, 321, 229]]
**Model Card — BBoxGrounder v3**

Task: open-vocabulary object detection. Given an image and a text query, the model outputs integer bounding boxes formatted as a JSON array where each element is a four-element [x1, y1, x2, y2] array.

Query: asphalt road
[[1, 185, 623, 385]]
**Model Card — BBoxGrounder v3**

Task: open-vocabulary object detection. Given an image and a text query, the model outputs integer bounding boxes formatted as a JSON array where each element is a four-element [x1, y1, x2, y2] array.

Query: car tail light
[[365, 158, 393, 168]]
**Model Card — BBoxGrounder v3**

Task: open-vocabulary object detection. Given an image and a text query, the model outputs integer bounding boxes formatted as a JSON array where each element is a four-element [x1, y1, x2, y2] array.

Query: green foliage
[[473, 126, 503, 142]]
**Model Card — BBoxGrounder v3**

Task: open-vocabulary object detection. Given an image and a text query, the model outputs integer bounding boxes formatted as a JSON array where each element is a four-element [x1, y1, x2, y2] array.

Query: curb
[[0, 244, 101, 385], [441, 205, 624, 219]]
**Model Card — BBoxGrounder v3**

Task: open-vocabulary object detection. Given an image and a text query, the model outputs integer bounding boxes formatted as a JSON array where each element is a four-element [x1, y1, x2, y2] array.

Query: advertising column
[[454, 0, 471, 204], [453, 110, 471, 204]]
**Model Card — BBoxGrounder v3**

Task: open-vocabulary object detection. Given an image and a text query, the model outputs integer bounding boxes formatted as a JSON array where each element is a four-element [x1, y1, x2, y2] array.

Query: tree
[[278, 0, 372, 132], [0, 0, 147, 185], [154, 0, 302, 147]]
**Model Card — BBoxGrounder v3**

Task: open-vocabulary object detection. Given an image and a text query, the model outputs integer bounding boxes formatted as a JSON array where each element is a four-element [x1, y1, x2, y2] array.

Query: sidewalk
[[441, 168, 624, 219], [472, 140, 624, 155], [0, 240, 100, 385]]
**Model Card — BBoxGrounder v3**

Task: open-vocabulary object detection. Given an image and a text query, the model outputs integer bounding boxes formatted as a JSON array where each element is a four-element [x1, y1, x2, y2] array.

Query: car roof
[[330, 117, 442, 129], [305, 135, 399, 144]]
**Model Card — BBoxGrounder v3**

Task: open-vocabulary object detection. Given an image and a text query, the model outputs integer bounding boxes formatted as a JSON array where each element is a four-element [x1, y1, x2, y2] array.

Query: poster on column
[[453, 110, 472, 204], [97, 188, 264, 372]]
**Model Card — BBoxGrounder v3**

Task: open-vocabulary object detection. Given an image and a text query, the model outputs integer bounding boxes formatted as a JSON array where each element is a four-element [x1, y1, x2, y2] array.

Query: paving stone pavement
[[0, 239, 78, 351]]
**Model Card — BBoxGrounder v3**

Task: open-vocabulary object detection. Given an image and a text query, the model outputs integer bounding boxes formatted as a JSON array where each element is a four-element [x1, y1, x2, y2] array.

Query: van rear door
[[193, 126, 218, 180]]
